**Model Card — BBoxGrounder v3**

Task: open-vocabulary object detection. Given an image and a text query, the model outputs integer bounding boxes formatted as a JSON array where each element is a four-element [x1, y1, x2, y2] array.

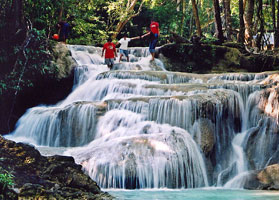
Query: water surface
[[106, 189, 279, 200]]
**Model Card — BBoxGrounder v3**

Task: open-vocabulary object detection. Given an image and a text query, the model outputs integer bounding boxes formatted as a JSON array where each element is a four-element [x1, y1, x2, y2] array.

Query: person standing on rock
[[116, 34, 140, 63], [141, 19, 160, 61], [102, 38, 117, 70], [57, 21, 70, 44]]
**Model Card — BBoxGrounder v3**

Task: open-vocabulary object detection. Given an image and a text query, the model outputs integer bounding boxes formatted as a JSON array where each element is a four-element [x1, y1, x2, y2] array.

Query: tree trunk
[[224, 0, 232, 40], [58, 1, 64, 22], [244, 0, 255, 46], [212, 0, 224, 42], [112, 0, 144, 39], [256, 0, 264, 49], [189, 12, 194, 36], [238, 0, 245, 43], [179, 0, 186, 36], [274, 0, 279, 48], [191, 0, 202, 37], [272, 0, 276, 31], [7, 0, 26, 40]]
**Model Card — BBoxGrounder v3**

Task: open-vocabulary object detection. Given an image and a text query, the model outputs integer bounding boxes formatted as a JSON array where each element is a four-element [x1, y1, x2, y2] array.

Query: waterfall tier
[[6, 44, 279, 189]]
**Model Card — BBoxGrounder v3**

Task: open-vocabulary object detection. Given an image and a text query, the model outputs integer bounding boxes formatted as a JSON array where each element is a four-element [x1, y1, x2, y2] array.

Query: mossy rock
[[159, 43, 242, 73]]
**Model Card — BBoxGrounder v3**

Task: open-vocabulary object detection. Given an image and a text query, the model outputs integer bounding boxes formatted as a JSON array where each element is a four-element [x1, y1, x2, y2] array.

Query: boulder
[[0, 136, 113, 199], [192, 118, 215, 156], [243, 165, 279, 190], [51, 42, 77, 79], [257, 164, 279, 190]]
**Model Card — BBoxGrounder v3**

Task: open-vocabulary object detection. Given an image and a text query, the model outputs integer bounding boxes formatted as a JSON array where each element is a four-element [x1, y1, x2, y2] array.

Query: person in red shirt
[[141, 20, 160, 61], [102, 38, 117, 70]]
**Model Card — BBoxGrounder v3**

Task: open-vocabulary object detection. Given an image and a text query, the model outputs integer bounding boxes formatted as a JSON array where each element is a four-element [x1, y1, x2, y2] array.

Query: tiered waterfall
[[6, 45, 279, 189]]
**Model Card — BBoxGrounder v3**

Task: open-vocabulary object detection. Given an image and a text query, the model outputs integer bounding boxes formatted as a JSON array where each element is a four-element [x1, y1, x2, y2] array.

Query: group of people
[[53, 20, 160, 70], [102, 20, 160, 70]]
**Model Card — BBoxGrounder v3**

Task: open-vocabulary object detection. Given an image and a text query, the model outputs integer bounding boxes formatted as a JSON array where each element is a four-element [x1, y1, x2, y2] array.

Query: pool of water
[[105, 189, 279, 200]]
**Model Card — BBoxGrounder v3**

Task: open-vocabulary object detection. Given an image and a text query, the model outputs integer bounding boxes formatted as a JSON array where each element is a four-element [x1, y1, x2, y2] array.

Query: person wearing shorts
[[141, 20, 160, 61], [102, 38, 117, 70], [116, 34, 140, 62]]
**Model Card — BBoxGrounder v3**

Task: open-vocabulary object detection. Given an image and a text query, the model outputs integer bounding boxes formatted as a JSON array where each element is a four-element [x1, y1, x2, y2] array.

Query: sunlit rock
[[257, 164, 279, 190], [52, 43, 77, 79]]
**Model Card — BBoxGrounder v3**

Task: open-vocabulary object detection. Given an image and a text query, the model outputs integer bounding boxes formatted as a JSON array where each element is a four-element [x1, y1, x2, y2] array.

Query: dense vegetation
[[1, 0, 279, 133]]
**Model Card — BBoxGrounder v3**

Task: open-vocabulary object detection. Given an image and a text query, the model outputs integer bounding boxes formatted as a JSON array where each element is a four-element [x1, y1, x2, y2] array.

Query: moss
[[160, 43, 279, 73], [160, 43, 242, 73]]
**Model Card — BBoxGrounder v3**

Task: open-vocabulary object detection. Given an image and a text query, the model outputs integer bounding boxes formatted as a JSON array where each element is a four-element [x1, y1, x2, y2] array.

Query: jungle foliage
[[1, 0, 279, 94]]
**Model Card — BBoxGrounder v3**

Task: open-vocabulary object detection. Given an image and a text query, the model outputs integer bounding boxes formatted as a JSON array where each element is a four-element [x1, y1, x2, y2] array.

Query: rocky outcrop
[[1, 43, 76, 135], [244, 85, 279, 169], [159, 43, 279, 73], [0, 136, 113, 199], [257, 164, 279, 190], [243, 165, 279, 190], [159, 43, 243, 73], [51, 43, 77, 79]]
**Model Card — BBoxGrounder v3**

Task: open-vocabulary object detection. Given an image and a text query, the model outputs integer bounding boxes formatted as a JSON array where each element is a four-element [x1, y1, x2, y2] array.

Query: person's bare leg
[[127, 55, 129, 62], [151, 53, 155, 61], [119, 54, 123, 63]]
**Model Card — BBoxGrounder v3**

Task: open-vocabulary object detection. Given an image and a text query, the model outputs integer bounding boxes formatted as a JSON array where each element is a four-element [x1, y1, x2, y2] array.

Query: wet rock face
[[245, 87, 279, 170], [0, 136, 112, 199], [192, 118, 215, 157]]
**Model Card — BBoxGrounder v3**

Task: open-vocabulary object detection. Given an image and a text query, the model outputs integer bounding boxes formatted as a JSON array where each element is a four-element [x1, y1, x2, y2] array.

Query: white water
[[5, 45, 279, 190]]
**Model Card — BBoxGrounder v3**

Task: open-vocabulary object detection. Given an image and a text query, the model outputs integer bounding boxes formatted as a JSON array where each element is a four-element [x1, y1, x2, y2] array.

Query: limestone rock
[[257, 164, 279, 189], [243, 166, 279, 190], [0, 135, 113, 199], [159, 43, 279, 73], [51, 43, 77, 79], [192, 118, 215, 156]]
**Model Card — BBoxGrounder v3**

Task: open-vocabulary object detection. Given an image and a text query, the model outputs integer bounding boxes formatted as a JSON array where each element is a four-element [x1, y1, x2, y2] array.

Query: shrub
[[0, 171, 14, 191]]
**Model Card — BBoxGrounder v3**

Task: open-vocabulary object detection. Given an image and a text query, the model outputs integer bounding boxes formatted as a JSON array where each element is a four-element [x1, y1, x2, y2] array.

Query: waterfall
[[66, 114, 208, 189], [6, 44, 279, 189], [7, 102, 99, 147]]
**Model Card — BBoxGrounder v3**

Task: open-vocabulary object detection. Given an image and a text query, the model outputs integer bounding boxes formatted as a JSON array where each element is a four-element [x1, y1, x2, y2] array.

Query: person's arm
[[130, 36, 140, 40], [102, 47, 105, 57], [141, 32, 151, 39]]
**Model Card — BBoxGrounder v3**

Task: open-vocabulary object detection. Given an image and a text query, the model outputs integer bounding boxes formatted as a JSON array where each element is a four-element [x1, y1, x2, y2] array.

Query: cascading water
[[5, 44, 279, 190]]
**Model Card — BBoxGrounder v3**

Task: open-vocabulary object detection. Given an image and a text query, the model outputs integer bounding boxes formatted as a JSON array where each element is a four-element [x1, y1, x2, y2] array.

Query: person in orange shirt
[[102, 38, 117, 70], [141, 20, 160, 61]]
